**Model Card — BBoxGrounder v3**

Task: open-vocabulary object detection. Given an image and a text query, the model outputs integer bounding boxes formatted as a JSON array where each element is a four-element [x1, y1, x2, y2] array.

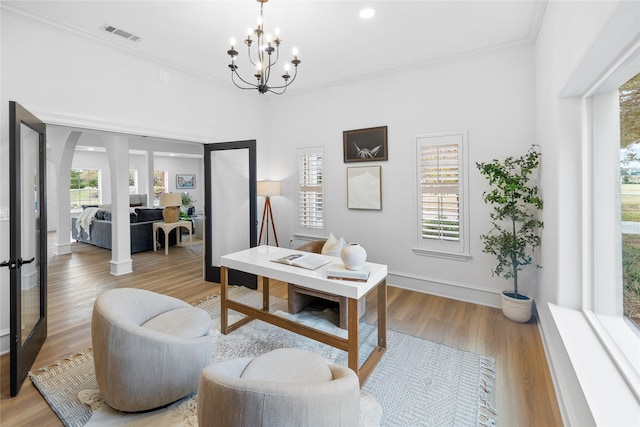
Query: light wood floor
[[0, 234, 563, 426]]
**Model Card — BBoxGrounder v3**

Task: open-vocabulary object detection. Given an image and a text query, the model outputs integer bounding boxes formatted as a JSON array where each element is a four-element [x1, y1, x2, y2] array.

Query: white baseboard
[[110, 259, 133, 276], [54, 243, 72, 255], [0, 328, 9, 355], [387, 270, 502, 308]]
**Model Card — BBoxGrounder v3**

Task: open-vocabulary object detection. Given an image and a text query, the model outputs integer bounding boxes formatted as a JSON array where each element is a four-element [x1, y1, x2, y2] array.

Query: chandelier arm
[[246, 44, 258, 68], [267, 86, 288, 95], [264, 66, 298, 90], [231, 70, 259, 90]]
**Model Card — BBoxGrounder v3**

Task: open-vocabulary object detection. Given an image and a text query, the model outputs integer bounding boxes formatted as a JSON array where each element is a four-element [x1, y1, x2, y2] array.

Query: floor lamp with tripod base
[[258, 180, 281, 246]]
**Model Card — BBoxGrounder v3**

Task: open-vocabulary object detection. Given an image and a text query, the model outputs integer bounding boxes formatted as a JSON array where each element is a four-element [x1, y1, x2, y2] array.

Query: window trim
[[296, 146, 325, 236], [584, 44, 640, 398], [413, 131, 470, 260]]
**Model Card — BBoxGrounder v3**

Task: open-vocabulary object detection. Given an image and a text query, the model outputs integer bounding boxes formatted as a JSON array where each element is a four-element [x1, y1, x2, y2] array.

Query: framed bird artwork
[[343, 126, 388, 162]]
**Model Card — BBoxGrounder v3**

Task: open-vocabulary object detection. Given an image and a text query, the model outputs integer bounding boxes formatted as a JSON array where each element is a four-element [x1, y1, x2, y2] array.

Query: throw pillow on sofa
[[135, 208, 164, 222]]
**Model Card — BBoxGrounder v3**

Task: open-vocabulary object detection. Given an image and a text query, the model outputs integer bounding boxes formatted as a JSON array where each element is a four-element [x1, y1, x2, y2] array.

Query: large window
[[297, 147, 324, 232], [619, 72, 640, 331], [589, 56, 640, 393], [70, 168, 100, 211], [415, 132, 469, 259], [129, 169, 138, 194], [153, 170, 168, 206]]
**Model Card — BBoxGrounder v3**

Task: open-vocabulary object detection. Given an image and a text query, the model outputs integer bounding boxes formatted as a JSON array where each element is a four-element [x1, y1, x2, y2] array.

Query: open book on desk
[[271, 253, 332, 270]]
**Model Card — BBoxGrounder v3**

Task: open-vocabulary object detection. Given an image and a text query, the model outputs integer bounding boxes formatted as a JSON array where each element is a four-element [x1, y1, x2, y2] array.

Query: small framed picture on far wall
[[343, 126, 388, 162], [176, 174, 196, 189]]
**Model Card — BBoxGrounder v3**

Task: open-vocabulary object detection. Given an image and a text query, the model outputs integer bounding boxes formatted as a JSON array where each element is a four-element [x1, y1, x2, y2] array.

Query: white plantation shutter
[[415, 132, 469, 259], [298, 148, 324, 230], [420, 144, 460, 241]]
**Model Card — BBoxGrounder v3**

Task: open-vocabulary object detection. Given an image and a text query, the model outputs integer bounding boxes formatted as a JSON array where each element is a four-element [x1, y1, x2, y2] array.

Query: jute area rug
[[29, 286, 497, 427]]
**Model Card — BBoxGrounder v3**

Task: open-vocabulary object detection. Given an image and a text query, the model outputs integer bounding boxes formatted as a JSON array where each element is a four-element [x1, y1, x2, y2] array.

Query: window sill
[[546, 304, 640, 425], [584, 310, 640, 399], [412, 247, 471, 261]]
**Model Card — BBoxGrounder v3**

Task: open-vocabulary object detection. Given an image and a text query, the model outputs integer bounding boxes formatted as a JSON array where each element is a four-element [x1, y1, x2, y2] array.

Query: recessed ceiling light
[[359, 8, 376, 20]]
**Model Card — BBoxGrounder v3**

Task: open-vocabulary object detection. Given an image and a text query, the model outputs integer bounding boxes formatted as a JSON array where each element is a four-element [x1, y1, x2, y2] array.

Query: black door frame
[[7, 101, 47, 396], [204, 140, 257, 288]]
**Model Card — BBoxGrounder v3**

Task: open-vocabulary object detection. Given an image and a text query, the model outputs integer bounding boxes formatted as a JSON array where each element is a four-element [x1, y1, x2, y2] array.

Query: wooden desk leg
[[378, 279, 387, 349], [220, 266, 228, 334], [347, 297, 360, 378], [262, 276, 270, 310], [188, 226, 192, 250]]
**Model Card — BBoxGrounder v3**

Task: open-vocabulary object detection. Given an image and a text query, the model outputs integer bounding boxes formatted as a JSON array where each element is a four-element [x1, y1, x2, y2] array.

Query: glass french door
[[204, 140, 257, 288], [4, 101, 47, 396]]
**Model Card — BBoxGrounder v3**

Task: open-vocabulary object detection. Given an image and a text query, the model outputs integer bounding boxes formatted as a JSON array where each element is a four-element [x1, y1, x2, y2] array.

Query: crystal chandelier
[[226, 0, 301, 95]]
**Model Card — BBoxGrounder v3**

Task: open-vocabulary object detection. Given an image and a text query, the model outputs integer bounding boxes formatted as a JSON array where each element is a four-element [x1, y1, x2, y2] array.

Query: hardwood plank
[[0, 233, 562, 426]]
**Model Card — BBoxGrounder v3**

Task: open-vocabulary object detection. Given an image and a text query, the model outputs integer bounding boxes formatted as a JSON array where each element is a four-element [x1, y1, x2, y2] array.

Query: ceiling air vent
[[102, 24, 142, 42]]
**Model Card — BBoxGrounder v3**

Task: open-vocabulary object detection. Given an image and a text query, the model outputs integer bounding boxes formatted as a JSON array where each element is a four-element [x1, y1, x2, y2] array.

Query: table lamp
[[159, 192, 182, 223]]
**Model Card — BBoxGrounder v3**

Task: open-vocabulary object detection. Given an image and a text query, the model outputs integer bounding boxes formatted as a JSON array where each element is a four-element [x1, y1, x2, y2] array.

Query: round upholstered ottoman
[[197, 348, 360, 427], [91, 288, 212, 412]]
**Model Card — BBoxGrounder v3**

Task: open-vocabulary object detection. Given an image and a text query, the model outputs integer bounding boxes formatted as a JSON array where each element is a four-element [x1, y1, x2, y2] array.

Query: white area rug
[[30, 286, 496, 426]]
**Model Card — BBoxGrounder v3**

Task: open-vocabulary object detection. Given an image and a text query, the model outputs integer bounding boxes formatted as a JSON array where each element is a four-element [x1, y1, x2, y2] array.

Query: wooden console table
[[152, 221, 192, 255], [220, 246, 387, 386]]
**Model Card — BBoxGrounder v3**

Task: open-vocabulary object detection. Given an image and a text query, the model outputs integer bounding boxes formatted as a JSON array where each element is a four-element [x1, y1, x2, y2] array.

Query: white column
[[147, 149, 154, 206], [49, 128, 81, 255], [103, 134, 132, 275]]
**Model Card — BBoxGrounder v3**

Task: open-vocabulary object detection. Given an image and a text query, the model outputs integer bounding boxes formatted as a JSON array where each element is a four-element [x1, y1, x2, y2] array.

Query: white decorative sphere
[[341, 243, 367, 270]]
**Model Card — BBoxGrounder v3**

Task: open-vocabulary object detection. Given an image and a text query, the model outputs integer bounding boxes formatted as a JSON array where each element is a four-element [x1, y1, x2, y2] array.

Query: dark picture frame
[[176, 174, 196, 189], [343, 126, 388, 162]]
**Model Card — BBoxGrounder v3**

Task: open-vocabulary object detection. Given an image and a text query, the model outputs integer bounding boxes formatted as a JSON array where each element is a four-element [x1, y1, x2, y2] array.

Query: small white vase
[[341, 243, 367, 270], [501, 291, 533, 323]]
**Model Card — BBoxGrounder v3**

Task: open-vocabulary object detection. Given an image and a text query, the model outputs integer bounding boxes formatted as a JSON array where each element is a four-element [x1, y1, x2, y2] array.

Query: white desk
[[152, 221, 192, 255], [220, 245, 387, 386]]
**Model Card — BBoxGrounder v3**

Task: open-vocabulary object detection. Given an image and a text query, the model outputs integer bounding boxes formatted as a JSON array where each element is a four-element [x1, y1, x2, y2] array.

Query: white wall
[[0, 8, 263, 354], [265, 45, 536, 307], [154, 155, 204, 214], [534, 1, 640, 424]]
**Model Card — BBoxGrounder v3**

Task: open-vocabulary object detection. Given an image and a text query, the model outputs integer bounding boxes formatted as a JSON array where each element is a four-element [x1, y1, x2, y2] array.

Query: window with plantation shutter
[[298, 147, 324, 232], [415, 132, 470, 259]]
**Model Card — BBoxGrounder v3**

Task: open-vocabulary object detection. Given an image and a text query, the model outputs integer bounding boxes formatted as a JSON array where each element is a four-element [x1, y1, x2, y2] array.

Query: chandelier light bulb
[[256, 62, 262, 71], [275, 27, 280, 36], [359, 8, 376, 19], [292, 47, 299, 56], [229, 38, 236, 49]]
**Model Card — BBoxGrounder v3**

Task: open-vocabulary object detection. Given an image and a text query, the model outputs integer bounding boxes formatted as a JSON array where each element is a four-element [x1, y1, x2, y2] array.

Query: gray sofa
[[72, 207, 177, 253]]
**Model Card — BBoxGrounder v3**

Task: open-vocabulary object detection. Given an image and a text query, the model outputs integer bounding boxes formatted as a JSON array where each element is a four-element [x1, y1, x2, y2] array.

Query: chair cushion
[[141, 306, 211, 338], [240, 348, 333, 383], [321, 233, 345, 256]]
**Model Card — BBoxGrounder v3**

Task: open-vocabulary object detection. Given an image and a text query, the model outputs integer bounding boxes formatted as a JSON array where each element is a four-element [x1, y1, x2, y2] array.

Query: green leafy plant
[[181, 193, 194, 207], [476, 145, 543, 298]]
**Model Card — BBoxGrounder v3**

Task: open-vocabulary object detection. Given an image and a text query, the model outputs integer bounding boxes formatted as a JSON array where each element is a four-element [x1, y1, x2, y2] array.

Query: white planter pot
[[501, 291, 532, 323], [340, 243, 367, 270]]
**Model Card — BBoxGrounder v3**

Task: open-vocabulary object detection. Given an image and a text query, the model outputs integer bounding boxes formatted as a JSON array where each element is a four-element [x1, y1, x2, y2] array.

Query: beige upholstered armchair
[[197, 348, 360, 427], [91, 288, 212, 412]]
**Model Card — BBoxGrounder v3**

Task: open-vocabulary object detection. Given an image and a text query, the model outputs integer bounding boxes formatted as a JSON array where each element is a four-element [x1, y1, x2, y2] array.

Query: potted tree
[[476, 145, 543, 323]]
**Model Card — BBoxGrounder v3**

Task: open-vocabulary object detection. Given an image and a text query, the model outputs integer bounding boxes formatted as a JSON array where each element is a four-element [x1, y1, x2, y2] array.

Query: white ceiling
[[4, 0, 546, 92]]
